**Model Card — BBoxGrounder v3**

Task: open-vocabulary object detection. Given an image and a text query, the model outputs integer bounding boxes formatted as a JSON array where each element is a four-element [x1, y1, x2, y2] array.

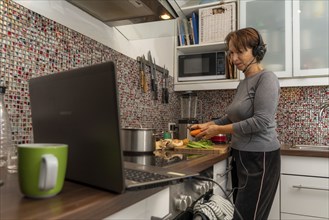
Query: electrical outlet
[[168, 122, 176, 131]]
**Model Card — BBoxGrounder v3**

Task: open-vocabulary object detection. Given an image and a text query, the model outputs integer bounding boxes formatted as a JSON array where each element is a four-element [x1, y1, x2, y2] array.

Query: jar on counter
[[211, 134, 227, 144]]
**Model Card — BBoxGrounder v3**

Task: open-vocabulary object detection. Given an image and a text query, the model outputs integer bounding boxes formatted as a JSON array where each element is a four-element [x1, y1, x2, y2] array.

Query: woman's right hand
[[189, 121, 215, 131], [189, 123, 203, 131]]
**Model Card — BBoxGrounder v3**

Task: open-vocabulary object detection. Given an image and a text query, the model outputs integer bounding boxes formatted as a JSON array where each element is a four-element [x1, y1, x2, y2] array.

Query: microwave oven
[[178, 51, 226, 82]]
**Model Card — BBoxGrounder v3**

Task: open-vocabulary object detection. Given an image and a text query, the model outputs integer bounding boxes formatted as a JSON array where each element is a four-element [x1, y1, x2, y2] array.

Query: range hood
[[66, 0, 178, 26]]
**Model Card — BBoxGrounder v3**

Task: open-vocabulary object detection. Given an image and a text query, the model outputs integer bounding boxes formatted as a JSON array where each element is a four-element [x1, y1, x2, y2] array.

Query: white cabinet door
[[281, 155, 329, 177], [292, 0, 329, 77], [240, 0, 292, 78], [281, 174, 329, 219], [240, 0, 329, 86], [105, 188, 170, 220], [213, 159, 228, 196]]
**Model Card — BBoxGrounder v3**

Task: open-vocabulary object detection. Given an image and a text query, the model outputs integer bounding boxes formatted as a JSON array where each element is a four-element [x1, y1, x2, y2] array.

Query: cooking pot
[[124, 154, 155, 165], [120, 128, 156, 152]]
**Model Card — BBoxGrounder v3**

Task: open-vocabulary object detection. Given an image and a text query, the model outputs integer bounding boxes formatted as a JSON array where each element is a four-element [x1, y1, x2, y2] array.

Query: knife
[[147, 51, 155, 92], [153, 58, 158, 100], [162, 65, 168, 103], [141, 55, 147, 93], [164, 67, 169, 104], [138, 56, 143, 92]]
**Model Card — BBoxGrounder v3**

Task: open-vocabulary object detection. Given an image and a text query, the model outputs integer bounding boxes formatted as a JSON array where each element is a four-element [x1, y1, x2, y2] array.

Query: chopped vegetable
[[187, 140, 213, 149]]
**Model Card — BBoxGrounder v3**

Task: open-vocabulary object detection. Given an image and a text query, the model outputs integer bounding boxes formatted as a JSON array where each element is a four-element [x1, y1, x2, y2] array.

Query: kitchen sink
[[289, 144, 329, 152]]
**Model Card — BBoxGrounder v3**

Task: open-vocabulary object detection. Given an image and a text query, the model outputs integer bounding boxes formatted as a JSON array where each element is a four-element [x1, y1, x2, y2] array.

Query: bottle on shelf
[[0, 86, 16, 173]]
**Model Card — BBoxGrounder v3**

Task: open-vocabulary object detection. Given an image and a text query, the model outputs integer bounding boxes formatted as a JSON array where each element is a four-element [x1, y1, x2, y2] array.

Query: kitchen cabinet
[[173, 0, 240, 91], [280, 155, 329, 219], [105, 188, 170, 220], [213, 158, 228, 196], [240, 0, 291, 79], [106, 159, 229, 219], [268, 183, 280, 220], [292, 0, 328, 77], [240, 0, 328, 86]]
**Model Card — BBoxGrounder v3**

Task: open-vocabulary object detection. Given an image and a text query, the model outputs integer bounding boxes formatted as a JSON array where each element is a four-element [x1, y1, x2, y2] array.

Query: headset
[[249, 27, 267, 62], [242, 27, 267, 73]]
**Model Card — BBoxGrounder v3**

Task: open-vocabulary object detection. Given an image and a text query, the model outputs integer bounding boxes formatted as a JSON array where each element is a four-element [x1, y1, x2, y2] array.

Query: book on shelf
[[178, 18, 196, 46], [189, 18, 195, 45], [191, 12, 199, 44], [176, 11, 200, 46], [183, 18, 191, 45], [199, 2, 237, 44], [177, 19, 185, 46]]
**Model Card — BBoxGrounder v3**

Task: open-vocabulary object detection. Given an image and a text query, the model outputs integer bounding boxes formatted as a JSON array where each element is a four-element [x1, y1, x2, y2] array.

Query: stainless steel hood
[[66, 0, 178, 26]]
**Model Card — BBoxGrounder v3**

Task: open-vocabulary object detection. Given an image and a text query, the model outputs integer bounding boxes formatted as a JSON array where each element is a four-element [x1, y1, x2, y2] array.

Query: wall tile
[[1, 0, 328, 147]]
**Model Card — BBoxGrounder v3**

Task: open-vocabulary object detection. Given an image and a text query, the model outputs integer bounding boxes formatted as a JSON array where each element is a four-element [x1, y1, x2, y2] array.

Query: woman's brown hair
[[225, 27, 266, 62]]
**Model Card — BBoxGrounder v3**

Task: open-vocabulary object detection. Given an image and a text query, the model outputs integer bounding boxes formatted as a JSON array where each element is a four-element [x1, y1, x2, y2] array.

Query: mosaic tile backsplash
[[1, 0, 328, 146]]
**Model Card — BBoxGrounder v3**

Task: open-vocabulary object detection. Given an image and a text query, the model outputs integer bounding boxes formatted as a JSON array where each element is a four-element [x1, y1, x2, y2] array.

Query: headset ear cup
[[250, 27, 267, 61], [253, 45, 266, 61]]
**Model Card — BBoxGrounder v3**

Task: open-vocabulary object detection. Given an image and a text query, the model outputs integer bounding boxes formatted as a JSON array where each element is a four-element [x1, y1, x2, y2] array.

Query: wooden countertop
[[281, 144, 329, 158], [0, 152, 228, 220], [2, 144, 326, 219]]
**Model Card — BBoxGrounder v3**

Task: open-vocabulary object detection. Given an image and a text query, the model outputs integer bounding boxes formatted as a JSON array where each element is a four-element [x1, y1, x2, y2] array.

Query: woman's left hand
[[196, 124, 221, 140]]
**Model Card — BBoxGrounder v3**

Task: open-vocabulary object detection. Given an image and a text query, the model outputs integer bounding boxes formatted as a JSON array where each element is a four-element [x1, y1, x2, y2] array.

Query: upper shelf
[[176, 41, 226, 53], [178, 0, 224, 16]]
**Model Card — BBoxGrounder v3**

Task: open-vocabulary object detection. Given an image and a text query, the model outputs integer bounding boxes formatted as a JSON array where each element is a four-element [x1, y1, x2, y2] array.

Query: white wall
[[13, 0, 175, 75]]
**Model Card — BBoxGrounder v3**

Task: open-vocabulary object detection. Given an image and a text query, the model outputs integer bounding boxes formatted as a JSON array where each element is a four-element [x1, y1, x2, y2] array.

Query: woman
[[191, 27, 281, 220]]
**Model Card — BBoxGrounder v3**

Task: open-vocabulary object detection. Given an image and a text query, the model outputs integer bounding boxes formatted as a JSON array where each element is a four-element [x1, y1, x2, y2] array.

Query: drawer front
[[281, 174, 329, 219], [281, 212, 324, 220], [105, 188, 170, 219], [281, 156, 329, 177]]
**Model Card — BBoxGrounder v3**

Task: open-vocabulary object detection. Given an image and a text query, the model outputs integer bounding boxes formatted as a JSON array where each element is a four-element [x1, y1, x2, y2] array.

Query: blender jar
[[180, 91, 198, 119]]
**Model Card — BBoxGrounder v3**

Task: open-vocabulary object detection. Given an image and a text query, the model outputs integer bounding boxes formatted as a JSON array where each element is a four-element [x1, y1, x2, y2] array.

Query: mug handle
[[38, 154, 58, 191]]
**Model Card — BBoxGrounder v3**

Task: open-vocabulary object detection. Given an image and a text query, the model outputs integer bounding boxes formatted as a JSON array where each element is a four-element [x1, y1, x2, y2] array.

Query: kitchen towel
[[193, 194, 234, 220]]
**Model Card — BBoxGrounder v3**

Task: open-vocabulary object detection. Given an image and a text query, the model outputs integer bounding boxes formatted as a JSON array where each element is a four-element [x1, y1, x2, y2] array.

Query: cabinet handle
[[292, 185, 329, 191]]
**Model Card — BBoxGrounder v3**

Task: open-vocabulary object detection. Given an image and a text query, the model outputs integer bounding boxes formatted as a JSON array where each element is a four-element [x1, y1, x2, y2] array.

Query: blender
[[178, 91, 199, 140]]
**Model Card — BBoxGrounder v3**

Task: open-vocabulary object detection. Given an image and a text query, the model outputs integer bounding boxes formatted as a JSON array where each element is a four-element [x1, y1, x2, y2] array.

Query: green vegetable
[[187, 140, 213, 149]]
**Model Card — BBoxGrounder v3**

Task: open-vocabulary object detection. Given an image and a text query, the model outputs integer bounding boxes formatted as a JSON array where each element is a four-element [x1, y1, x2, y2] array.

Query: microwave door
[[178, 53, 226, 81]]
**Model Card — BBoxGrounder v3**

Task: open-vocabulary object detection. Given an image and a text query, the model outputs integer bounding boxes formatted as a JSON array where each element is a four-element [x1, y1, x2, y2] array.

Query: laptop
[[28, 61, 198, 193]]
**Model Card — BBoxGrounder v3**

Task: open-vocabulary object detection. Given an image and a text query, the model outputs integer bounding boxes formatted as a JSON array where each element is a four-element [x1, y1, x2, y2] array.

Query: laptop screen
[[29, 61, 126, 193]]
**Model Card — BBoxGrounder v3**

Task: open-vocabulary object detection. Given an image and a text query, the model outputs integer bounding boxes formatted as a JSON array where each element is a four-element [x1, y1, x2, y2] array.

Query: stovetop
[[123, 150, 205, 167]]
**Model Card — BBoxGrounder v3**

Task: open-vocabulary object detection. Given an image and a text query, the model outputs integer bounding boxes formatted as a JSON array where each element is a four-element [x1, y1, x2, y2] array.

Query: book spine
[[183, 18, 190, 45], [189, 18, 195, 45], [192, 12, 199, 44], [178, 19, 185, 46]]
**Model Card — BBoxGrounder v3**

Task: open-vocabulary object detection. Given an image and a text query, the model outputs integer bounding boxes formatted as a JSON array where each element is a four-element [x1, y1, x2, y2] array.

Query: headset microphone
[[242, 57, 256, 73]]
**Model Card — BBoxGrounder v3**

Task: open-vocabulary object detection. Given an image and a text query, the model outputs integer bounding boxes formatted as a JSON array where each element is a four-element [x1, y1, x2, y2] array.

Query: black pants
[[231, 148, 281, 220]]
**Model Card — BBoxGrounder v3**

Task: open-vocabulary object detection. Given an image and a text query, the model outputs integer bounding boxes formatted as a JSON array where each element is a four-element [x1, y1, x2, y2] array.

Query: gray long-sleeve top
[[214, 70, 280, 152]]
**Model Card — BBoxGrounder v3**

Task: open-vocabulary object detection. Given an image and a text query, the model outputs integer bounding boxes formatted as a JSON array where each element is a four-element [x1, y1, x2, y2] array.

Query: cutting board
[[174, 144, 229, 154]]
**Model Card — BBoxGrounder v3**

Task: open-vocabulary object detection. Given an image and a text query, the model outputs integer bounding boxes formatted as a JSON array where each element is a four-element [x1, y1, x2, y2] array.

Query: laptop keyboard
[[124, 168, 171, 183]]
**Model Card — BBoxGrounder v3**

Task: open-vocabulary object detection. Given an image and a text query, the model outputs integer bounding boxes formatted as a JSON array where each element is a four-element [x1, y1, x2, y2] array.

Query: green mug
[[18, 143, 68, 198]]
